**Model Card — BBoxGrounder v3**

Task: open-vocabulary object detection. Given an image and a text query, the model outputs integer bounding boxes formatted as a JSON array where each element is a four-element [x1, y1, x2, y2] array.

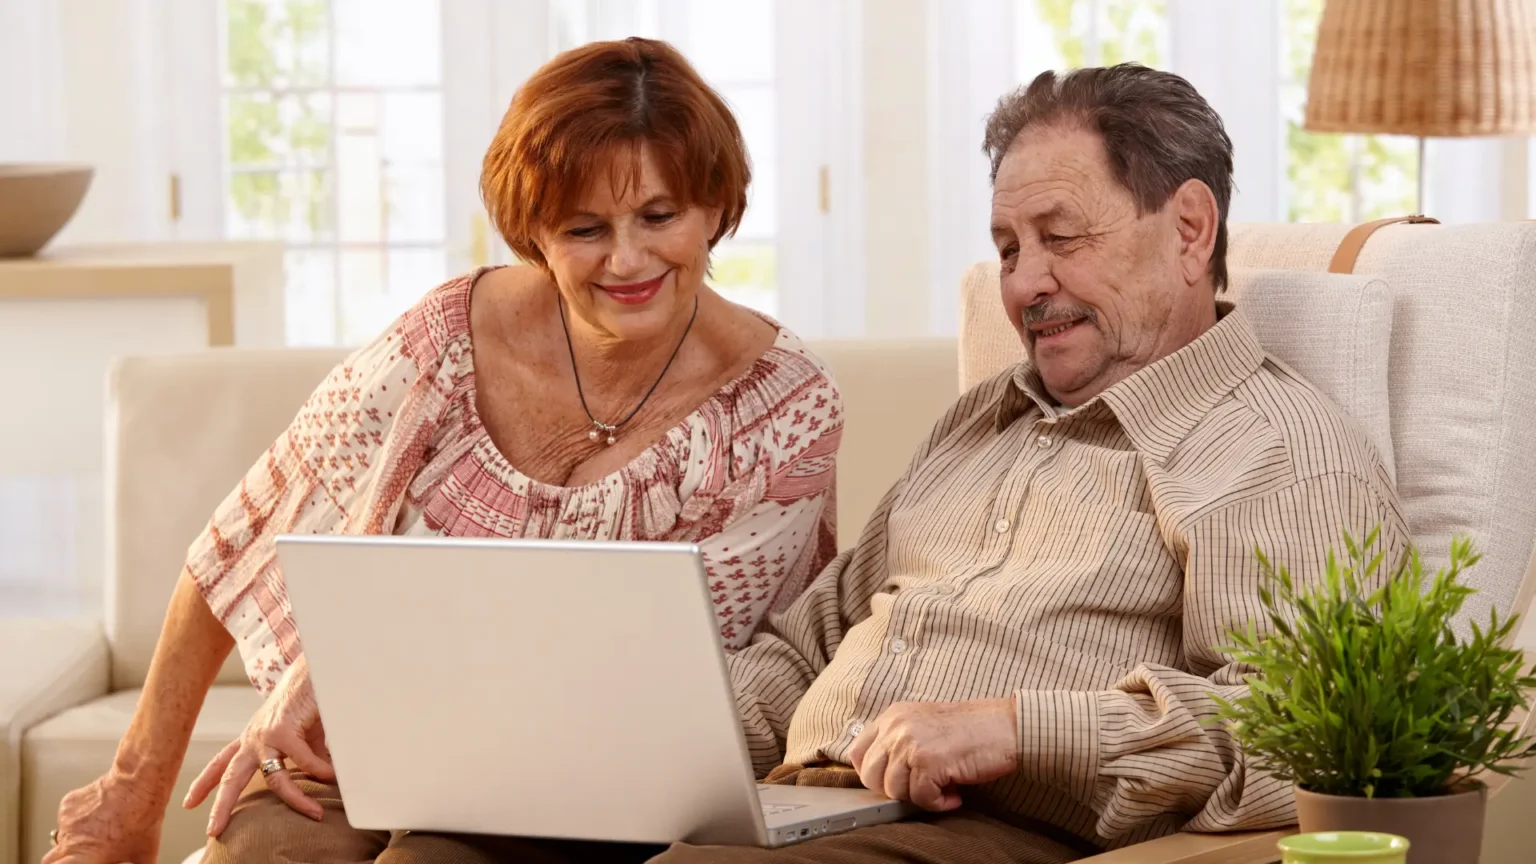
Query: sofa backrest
[[106, 348, 348, 689], [102, 339, 956, 689], [957, 220, 1536, 641]]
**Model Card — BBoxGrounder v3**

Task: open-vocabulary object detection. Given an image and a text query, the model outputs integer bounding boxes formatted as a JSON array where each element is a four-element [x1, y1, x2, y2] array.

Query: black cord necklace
[[558, 294, 699, 446]]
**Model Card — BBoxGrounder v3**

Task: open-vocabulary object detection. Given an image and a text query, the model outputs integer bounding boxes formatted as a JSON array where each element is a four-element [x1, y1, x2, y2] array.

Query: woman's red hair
[[480, 37, 751, 269]]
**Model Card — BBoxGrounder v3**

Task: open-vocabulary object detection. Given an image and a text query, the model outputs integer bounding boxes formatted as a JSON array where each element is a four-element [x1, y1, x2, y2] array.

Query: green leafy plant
[[1213, 528, 1536, 798]]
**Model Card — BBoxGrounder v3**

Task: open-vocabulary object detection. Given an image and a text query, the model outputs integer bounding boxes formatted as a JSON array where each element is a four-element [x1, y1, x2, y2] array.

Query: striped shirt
[[728, 303, 1410, 851]]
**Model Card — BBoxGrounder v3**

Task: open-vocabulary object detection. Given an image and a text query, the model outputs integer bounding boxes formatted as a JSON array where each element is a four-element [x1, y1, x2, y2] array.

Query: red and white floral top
[[185, 270, 843, 693]]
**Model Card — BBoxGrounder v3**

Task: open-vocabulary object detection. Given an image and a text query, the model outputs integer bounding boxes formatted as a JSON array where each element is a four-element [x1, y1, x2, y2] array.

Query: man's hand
[[848, 698, 1018, 812]]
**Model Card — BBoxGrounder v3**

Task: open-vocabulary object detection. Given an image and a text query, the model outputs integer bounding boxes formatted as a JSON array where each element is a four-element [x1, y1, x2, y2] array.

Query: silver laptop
[[275, 535, 913, 847]]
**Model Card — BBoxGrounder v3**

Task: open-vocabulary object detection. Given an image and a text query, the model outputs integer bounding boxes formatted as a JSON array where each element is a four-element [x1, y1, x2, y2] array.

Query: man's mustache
[[1020, 303, 1096, 329]]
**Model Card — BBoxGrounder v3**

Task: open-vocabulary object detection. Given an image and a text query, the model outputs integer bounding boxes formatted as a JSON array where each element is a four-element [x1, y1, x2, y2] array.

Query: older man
[[651, 63, 1411, 863]]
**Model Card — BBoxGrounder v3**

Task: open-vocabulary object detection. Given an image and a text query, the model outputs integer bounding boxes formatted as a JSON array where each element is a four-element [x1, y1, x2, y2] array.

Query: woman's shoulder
[[392, 267, 497, 364], [712, 321, 842, 454]]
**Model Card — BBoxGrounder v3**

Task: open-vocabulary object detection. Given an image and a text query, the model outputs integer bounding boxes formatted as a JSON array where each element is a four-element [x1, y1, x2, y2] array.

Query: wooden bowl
[[0, 163, 94, 257]]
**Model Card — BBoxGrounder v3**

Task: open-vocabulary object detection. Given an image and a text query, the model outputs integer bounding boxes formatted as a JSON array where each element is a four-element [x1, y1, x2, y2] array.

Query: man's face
[[990, 124, 1215, 407]]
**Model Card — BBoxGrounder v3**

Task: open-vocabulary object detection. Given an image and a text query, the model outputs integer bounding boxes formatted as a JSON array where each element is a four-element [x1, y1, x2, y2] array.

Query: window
[[1014, 0, 1167, 77], [221, 0, 449, 346], [551, 0, 780, 318], [1280, 0, 1418, 222]]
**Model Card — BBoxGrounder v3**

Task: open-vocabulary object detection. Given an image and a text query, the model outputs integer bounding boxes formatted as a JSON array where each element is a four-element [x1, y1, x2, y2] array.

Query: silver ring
[[259, 757, 287, 777], [49, 828, 59, 847]]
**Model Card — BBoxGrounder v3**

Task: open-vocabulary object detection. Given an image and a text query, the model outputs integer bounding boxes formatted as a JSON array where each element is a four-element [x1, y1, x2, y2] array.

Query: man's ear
[[1172, 179, 1219, 289]]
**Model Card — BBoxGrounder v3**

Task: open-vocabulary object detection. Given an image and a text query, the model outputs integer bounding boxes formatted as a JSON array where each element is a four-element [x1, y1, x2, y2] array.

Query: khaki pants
[[203, 773, 1089, 864]]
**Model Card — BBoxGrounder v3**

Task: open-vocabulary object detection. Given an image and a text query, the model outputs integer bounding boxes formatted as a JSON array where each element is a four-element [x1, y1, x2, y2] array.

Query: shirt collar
[[997, 302, 1264, 463]]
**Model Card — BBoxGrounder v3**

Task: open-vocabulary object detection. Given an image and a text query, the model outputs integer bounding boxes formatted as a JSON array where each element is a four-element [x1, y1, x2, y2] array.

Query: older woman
[[44, 38, 840, 864]]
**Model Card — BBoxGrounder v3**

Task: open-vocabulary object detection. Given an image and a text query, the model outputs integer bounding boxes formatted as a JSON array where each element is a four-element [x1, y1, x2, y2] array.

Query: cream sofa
[[5, 220, 1536, 864]]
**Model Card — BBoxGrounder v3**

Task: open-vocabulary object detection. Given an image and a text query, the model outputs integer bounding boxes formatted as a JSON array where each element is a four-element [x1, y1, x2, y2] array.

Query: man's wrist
[[1011, 690, 1100, 795]]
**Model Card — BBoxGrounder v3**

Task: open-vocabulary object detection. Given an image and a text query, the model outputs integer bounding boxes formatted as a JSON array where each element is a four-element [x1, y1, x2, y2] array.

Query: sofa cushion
[[21, 685, 262, 864], [1229, 221, 1536, 631], [808, 339, 959, 544], [107, 349, 348, 689], [1226, 268, 1396, 480]]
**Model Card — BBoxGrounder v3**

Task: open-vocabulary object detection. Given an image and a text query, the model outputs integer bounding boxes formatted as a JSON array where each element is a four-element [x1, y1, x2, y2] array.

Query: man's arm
[[728, 376, 1015, 777], [728, 480, 901, 776], [1010, 471, 1411, 839]]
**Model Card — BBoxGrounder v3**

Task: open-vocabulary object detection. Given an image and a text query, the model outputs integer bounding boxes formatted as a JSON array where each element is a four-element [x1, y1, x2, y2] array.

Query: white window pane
[[385, 162, 446, 242], [223, 0, 329, 88], [383, 92, 443, 163], [227, 170, 336, 241], [1015, 0, 1071, 81], [284, 249, 339, 345], [388, 248, 449, 305], [1097, 0, 1167, 67], [338, 248, 389, 344], [337, 115, 384, 243], [710, 241, 776, 317], [1353, 136, 1419, 220], [683, 0, 773, 84], [335, 0, 442, 87], [551, 0, 663, 50], [722, 85, 775, 240], [335, 247, 446, 344], [225, 93, 333, 169]]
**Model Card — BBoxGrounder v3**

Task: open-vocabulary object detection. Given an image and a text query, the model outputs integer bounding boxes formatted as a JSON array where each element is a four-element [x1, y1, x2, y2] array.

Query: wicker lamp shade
[[1305, 0, 1536, 137]]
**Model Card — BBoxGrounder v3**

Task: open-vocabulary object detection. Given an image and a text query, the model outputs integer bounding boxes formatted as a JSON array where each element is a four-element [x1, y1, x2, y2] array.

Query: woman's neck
[[560, 293, 704, 397]]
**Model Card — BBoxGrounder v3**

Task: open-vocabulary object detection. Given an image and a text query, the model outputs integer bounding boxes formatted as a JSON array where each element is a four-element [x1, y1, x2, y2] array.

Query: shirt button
[[848, 721, 864, 737], [994, 518, 1011, 534], [890, 637, 908, 655], [1036, 434, 1054, 449]]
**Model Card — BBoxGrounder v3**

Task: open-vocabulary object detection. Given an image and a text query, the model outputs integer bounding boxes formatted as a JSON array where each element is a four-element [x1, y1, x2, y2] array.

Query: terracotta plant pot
[[1293, 784, 1486, 864]]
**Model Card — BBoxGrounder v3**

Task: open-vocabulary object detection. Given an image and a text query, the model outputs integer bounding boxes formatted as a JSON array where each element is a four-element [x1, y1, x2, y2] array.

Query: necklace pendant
[[606, 433, 617, 446], [588, 429, 600, 442]]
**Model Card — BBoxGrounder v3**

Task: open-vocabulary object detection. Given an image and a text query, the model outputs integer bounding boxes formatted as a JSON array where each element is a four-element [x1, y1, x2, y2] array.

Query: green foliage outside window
[[225, 0, 332, 237], [1035, 0, 1166, 69], [1283, 0, 1418, 222]]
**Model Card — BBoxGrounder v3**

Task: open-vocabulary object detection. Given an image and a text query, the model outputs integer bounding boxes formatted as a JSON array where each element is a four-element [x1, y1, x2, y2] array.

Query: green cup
[[1277, 831, 1410, 863]]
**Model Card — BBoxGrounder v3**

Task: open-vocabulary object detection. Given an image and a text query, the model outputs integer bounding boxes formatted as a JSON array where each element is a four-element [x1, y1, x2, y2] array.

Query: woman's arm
[[43, 569, 234, 864]]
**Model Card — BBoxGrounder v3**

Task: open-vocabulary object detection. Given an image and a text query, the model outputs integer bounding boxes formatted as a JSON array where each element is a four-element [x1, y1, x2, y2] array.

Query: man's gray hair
[[983, 63, 1235, 291]]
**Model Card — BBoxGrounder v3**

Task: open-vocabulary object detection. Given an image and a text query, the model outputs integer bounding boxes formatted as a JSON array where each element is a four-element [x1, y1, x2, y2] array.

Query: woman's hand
[[183, 654, 335, 836], [42, 772, 164, 864]]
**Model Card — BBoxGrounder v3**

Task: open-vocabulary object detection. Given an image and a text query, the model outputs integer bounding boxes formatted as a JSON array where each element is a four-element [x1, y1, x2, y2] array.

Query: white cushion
[[810, 339, 959, 543], [20, 686, 263, 864], [1227, 268, 1396, 480], [1229, 221, 1536, 630], [957, 263, 1398, 479], [106, 349, 348, 689]]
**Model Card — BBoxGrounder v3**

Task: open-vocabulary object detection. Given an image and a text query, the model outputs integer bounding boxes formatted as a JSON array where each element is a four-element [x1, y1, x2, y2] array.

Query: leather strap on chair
[[1328, 215, 1439, 274]]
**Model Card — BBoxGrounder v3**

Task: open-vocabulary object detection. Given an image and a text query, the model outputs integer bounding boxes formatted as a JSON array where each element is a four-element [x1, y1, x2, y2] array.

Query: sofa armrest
[[1078, 830, 1292, 864], [0, 618, 110, 864]]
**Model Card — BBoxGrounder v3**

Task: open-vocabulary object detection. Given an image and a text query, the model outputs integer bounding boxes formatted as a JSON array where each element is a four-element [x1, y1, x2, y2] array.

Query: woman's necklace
[[558, 294, 699, 446]]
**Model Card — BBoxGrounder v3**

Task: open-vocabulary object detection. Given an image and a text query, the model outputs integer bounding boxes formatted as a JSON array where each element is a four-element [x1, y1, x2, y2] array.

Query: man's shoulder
[[1214, 357, 1392, 486]]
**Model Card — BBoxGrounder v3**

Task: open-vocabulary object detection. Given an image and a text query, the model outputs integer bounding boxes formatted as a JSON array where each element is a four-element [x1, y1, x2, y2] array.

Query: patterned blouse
[[186, 269, 843, 693]]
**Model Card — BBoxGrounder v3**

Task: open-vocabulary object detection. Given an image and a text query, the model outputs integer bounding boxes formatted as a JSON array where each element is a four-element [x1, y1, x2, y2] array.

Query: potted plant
[[1214, 528, 1536, 864]]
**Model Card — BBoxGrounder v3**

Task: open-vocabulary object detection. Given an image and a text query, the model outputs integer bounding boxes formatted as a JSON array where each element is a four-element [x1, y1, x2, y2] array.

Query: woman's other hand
[[41, 772, 163, 864], [183, 654, 335, 835]]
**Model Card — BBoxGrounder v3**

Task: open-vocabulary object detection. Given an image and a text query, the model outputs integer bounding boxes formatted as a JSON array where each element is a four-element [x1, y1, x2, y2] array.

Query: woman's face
[[538, 143, 721, 345]]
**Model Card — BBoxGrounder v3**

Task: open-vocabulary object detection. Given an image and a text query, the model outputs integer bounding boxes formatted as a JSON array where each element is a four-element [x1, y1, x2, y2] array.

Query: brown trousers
[[202, 772, 1089, 864]]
